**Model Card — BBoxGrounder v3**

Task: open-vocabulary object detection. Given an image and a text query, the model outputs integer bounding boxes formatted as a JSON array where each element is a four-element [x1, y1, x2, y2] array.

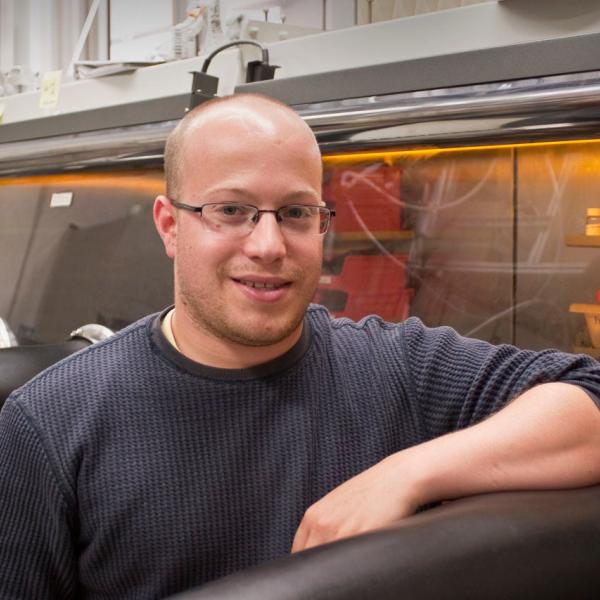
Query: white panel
[[110, 0, 174, 61], [58, 0, 84, 71], [278, 0, 325, 29], [13, 0, 31, 70], [219, 0, 354, 31], [328, 0, 356, 29], [0, 0, 16, 71], [29, 0, 61, 75]]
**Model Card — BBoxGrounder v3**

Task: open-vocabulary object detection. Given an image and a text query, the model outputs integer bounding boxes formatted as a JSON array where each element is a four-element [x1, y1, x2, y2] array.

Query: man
[[0, 93, 599, 599]]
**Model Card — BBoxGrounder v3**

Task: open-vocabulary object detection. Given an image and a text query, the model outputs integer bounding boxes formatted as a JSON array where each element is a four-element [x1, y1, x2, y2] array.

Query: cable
[[201, 40, 269, 73]]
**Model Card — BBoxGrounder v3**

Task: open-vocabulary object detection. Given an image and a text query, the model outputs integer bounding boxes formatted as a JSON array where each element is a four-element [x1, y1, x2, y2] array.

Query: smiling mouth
[[234, 278, 291, 290]]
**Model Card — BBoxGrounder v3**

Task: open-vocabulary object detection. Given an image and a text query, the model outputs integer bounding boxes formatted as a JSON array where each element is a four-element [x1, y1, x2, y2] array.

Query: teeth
[[240, 280, 282, 289]]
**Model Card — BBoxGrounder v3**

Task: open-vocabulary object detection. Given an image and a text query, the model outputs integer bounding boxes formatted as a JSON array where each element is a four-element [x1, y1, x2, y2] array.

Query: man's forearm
[[292, 382, 600, 552], [405, 382, 600, 507]]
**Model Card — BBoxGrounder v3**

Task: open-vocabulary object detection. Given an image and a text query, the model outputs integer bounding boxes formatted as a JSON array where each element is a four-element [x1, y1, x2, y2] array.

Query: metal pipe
[[298, 82, 600, 131], [0, 121, 176, 176]]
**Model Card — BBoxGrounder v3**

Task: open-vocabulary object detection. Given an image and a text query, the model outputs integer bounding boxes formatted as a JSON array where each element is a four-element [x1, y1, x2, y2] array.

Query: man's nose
[[241, 211, 287, 263]]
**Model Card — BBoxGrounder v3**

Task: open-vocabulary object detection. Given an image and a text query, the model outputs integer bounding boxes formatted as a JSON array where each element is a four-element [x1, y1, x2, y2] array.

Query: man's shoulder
[[306, 304, 424, 337], [304, 305, 486, 365], [305, 304, 433, 352]]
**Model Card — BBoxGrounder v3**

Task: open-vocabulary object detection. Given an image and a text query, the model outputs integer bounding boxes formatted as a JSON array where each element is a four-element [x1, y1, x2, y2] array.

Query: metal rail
[[2, 71, 600, 175]]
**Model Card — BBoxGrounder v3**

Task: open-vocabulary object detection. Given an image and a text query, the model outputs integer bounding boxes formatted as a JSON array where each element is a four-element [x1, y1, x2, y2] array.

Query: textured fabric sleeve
[[0, 398, 79, 599], [400, 318, 600, 440]]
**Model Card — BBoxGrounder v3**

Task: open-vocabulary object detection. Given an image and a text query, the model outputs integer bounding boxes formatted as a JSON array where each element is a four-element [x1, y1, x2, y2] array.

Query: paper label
[[50, 192, 73, 208], [39, 70, 62, 109], [0, 104, 4, 124]]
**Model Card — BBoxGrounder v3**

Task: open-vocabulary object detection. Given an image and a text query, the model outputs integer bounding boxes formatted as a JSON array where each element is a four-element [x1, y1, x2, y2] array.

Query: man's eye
[[283, 206, 313, 219], [215, 204, 251, 217]]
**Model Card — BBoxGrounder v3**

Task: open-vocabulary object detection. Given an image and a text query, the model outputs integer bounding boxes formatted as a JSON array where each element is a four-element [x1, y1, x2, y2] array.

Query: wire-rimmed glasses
[[169, 200, 335, 237]]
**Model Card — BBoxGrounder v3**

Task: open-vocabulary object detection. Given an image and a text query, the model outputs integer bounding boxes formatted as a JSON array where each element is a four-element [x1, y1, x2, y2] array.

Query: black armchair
[[0, 324, 113, 408], [171, 485, 600, 599]]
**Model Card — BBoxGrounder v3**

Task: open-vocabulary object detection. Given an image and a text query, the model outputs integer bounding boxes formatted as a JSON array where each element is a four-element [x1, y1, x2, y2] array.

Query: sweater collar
[[149, 306, 312, 381]]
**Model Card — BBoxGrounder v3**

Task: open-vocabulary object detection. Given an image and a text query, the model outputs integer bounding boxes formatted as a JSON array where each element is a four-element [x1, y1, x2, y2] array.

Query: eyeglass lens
[[202, 204, 331, 236]]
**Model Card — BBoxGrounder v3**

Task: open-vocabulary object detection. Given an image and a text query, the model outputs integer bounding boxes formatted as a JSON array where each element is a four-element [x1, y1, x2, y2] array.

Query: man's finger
[[291, 522, 307, 553]]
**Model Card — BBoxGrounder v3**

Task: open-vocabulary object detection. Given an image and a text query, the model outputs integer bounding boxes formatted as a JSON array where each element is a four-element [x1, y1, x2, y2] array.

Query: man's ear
[[153, 195, 177, 259]]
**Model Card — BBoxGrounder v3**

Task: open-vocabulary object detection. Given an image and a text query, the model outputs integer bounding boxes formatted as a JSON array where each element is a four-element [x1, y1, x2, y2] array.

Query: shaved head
[[164, 94, 321, 199]]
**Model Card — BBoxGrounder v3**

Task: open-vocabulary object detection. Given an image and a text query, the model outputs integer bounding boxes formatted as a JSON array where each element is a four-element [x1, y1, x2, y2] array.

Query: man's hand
[[292, 383, 600, 553], [292, 453, 421, 552]]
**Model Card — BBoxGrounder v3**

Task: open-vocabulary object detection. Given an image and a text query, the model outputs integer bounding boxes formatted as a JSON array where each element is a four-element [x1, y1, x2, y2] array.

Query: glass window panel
[[2, 138, 598, 356], [515, 141, 600, 353], [0, 170, 173, 344], [319, 147, 515, 344]]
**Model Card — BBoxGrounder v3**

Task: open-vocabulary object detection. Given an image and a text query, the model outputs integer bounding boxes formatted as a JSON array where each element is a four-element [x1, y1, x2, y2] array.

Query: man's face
[[168, 104, 324, 347]]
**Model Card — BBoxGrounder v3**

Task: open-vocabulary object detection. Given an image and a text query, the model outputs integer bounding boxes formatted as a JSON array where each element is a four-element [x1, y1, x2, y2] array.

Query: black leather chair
[[0, 324, 113, 409], [170, 485, 600, 599]]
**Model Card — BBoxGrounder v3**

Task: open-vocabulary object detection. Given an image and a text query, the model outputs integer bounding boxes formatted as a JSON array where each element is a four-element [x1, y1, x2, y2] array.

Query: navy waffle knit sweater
[[1, 305, 599, 599]]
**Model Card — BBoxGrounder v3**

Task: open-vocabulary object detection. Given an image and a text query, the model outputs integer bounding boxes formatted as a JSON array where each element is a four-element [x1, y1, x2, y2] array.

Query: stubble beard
[[177, 265, 320, 348]]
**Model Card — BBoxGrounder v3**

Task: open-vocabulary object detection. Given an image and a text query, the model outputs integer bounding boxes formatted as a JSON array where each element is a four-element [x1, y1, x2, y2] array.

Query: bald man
[[1, 94, 599, 599]]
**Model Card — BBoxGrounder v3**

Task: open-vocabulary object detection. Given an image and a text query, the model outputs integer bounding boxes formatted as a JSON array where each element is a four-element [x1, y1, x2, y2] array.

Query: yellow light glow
[[322, 138, 600, 164]]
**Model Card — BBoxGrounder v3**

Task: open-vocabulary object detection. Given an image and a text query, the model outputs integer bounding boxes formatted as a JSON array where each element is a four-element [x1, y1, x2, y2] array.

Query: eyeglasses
[[169, 200, 336, 237]]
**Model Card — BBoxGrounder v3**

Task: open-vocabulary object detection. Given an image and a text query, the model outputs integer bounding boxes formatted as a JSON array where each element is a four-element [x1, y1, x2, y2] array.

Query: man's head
[[154, 94, 325, 362]]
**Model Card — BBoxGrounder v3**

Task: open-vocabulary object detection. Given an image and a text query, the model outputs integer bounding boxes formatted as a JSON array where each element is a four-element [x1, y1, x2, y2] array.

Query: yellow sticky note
[[39, 70, 62, 109]]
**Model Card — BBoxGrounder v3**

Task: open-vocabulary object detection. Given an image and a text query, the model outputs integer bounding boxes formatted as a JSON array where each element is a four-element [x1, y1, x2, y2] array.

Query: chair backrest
[[0, 339, 91, 408], [0, 323, 115, 408], [169, 485, 600, 600]]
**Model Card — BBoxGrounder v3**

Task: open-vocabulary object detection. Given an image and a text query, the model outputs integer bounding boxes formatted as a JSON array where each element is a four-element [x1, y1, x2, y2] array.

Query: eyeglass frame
[[168, 198, 336, 236]]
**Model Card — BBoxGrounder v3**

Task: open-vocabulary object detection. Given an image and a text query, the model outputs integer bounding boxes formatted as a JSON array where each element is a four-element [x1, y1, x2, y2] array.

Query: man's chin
[[223, 320, 303, 348], [207, 311, 304, 348]]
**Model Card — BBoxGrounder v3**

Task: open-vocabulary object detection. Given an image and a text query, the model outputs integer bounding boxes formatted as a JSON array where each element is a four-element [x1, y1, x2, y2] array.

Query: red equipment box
[[323, 164, 403, 233], [316, 254, 413, 322]]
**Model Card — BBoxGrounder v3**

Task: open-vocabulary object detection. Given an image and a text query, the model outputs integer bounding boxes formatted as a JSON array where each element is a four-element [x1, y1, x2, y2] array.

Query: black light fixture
[[187, 40, 278, 111], [187, 70, 220, 111]]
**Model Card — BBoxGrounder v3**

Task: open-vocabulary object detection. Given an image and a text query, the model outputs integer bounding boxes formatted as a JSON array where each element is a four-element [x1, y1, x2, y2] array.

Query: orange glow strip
[[322, 138, 600, 164], [0, 171, 165, 193]]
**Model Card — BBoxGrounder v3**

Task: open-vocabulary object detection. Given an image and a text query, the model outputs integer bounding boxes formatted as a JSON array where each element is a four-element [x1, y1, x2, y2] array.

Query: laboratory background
[[1, 0, 600, 357]]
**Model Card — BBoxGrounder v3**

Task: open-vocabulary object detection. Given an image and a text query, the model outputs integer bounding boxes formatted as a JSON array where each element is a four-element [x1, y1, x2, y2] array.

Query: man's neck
[[169, 307, 303, 369]]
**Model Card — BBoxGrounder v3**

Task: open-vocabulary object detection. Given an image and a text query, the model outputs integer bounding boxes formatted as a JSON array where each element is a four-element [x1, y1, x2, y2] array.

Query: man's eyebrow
[[204, 187, 253, 198]]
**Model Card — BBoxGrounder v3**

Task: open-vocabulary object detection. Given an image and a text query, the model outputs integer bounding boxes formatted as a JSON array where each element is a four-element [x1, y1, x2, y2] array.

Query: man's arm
[[292, 382, 600, 552], [0, 398, 78, 598]]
